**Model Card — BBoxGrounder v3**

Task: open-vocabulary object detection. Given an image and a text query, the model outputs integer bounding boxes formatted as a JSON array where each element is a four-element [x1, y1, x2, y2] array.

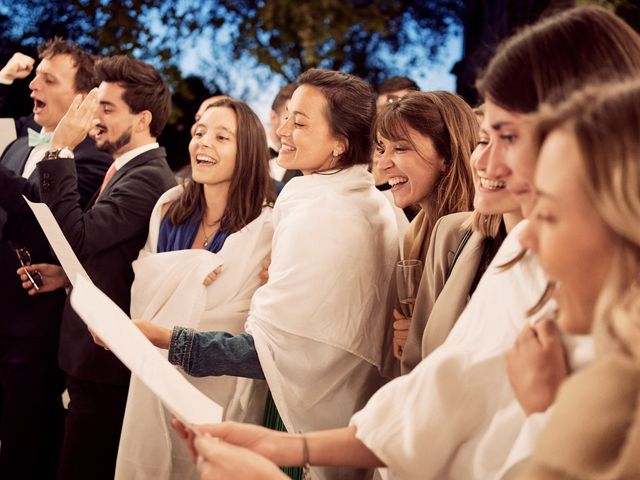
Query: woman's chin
[[391, 196, 409, 210], [276, 154, 296, 170]]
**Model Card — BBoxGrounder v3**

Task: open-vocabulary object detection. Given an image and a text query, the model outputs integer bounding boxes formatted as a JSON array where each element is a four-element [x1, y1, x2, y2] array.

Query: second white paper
[[24, 196, 90, 287], [70, 274, 223, 426]]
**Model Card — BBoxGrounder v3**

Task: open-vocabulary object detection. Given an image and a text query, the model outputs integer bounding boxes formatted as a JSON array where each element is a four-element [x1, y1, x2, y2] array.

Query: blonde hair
[[532, 80, 640, 356], [463, 212, 503, 238]]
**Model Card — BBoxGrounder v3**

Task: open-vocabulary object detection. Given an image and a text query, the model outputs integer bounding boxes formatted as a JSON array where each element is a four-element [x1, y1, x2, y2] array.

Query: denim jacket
[[168, 327, 265, 379]]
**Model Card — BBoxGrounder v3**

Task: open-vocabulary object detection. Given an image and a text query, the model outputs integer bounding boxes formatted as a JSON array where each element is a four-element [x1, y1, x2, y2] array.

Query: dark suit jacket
[[0, 137, 111, 337], [38, 147, 176, 385]]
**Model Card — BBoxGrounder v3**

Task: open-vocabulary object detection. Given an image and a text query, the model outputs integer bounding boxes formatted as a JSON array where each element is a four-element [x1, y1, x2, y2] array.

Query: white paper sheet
[[23, 196, 90, 286], [0, 118, 17, 154], [70, 274, 223, 426]]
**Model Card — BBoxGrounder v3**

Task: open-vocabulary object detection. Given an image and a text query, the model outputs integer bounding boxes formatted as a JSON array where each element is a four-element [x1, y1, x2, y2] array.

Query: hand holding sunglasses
[[14, 251, 69, 295], [15, 247, 44, 291]]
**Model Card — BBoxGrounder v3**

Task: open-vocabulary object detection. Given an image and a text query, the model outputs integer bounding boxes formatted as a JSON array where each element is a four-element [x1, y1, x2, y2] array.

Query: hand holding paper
[[26, 196, 223, 430]]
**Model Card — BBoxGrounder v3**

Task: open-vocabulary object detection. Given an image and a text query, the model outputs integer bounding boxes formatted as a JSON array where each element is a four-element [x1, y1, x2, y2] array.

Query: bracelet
[[301, 434, 311, 479]]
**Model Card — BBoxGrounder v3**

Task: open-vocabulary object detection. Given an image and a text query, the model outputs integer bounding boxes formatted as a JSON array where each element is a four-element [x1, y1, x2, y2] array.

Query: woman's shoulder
[[526, 352, 640, 480], [563, 352, 640, 404], [433, 211, 473, 232], [160, 201, 173, 221], [154, 184, 184, 216], [430, 212, 474, 249], [228, 204, 274, 238]]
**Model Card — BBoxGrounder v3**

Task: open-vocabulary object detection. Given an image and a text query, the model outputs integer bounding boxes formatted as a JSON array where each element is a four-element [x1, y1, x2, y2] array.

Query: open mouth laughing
[[479, 177, 506, 191], [195, 153, 218, 166], [32, 98, 46, 114], [279, 142, 296, 154], [388, 175, 408, 190], [93, 124, 107, 140]]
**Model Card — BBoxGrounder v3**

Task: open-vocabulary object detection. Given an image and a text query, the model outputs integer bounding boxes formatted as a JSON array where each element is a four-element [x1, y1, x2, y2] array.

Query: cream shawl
[[246, 165, 398, 479], [115, 185, 273, 480]]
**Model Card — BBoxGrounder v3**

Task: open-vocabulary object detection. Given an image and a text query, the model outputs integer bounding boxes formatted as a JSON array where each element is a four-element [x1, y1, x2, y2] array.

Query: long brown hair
[[375, 91, 476, 237], [170, 98, 275, 232], [477, 5, 640, 114], [477, 5, 640, 280]]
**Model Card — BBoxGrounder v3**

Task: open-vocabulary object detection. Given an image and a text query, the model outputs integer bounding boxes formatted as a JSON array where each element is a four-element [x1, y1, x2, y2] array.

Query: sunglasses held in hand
[[15, 247, 44, 291]]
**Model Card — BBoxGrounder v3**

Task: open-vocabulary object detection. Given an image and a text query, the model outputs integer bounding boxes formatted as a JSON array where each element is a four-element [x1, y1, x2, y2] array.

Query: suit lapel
[[1, 137, 32, 176], [421, 231, 485, 358], [445, 232, 485, 292], [85, 189, 100, 210], [96, 147, 166, 202]]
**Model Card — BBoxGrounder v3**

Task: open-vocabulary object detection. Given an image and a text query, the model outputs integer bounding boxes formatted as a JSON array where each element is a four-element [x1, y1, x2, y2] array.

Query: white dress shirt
[[112, 142, 159, 171], [22, 129, 49, 179]]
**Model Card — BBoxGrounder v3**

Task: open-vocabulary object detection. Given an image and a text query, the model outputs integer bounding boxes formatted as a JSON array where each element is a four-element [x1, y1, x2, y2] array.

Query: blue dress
[[157, 205, 228, 254]]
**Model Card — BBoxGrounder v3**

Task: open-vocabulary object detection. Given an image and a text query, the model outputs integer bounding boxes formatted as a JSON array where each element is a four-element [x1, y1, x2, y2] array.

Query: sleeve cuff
[[168, 326, 196, 373]]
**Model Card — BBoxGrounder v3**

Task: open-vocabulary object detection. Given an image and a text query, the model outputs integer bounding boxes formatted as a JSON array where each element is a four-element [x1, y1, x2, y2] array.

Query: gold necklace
[[201, 218, 221, 248]]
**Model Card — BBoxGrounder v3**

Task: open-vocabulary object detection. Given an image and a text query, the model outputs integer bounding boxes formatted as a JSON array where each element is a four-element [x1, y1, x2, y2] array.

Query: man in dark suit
[[29, 55, 176, 480], [0, 39, 111, 480]]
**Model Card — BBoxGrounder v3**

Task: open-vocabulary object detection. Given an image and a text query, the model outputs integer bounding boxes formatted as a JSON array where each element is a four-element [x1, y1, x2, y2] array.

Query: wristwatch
[[45, 147, 74, 160]]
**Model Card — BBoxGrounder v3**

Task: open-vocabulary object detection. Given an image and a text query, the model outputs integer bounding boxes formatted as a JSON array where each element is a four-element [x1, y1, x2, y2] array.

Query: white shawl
[[115, 185, 273, 480], [246, 165, 397, 477], [351, 219, 594, 480]]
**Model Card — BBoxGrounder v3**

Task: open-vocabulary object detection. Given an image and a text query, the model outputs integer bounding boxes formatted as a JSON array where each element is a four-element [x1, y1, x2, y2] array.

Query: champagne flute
[[396, 259, 423, 318]]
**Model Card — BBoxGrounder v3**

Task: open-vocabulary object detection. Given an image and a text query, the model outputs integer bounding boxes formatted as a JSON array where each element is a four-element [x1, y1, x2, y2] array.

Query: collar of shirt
[[269, 158, 287, 182], [22, 127, 50, 179], [113, 142, 159, 171], [22, 144, 48, 179]]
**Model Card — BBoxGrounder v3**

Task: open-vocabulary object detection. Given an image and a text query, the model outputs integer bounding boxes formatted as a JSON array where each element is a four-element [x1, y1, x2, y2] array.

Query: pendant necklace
[[201, 217, 221, 248]]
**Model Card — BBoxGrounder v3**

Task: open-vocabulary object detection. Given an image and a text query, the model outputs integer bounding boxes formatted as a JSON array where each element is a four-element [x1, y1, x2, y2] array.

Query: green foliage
[[211, 0, 463, 83], [0, 0, 463, 88], [0, 0, 189, 85]]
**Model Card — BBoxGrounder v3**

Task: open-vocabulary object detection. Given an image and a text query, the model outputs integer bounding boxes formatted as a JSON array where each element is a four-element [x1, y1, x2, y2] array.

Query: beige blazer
[[401, 212, 485, 374], [517, 352, 640, 480]]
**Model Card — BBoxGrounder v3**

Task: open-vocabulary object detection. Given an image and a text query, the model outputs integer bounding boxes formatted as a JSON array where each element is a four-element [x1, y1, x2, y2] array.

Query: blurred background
[[1, 0, 637, 171]]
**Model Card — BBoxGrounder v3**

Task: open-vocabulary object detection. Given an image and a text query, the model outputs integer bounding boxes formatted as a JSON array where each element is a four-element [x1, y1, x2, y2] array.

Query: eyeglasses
[[15, 247, 43, 291]]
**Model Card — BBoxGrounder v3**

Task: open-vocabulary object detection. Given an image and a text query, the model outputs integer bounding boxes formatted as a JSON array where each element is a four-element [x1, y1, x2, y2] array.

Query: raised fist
[[0, 53, 35, 83]]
